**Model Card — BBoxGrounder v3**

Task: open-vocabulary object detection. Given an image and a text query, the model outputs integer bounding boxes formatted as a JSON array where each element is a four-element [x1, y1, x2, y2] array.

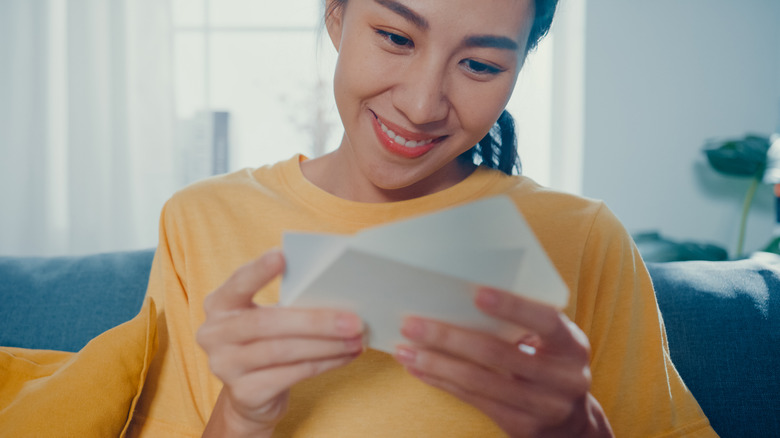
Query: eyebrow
[[374, 0, 429, 30], [463, 35, 520, 51], [373, 0, 520, 52]]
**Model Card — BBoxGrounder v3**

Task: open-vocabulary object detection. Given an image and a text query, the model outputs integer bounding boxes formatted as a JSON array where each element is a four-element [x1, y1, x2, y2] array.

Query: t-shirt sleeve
[[574, 204, 717, 438], [126, 199, 212, 437]]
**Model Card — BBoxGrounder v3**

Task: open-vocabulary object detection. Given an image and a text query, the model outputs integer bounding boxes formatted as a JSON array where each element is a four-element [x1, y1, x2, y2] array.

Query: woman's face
[[325, 0, 533, 200]]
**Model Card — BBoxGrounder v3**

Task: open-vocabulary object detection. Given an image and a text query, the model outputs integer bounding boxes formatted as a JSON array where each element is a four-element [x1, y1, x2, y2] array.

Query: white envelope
[[279, 195, 569, 353]]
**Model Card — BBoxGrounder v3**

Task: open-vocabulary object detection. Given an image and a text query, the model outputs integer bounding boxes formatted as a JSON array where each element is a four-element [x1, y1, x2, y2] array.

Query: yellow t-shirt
[[128, 155, 717, 437]]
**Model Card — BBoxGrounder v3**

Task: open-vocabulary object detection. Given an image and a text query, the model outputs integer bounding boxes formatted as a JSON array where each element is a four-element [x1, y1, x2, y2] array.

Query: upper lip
[[371, 110, 446, 142]]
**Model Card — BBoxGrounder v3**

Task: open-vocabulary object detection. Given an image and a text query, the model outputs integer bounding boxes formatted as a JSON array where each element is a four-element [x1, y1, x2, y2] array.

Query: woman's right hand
[[197, 249, 365, 437]]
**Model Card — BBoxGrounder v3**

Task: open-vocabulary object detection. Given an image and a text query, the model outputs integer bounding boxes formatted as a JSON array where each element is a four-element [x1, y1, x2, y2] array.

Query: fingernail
[[402, 318, 425, 340], [336, 314, 363, 335], [476, 288, 500, 308], [395, 346, 417, 366]]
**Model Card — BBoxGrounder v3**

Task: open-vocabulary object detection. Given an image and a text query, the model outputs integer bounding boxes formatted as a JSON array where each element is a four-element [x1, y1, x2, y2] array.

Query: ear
[[324, 0, 344, 52]]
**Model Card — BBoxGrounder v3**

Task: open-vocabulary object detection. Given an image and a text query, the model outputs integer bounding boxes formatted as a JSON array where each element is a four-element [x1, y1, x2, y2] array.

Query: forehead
[[360, 0, 534, 42]]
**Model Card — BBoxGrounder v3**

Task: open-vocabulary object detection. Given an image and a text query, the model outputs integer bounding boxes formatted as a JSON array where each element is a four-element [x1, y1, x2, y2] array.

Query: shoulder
[[487, 174, 634, 290], [176, 165, 275, 201], [493, 174, 612, 232], [164, 159, 290, 215]]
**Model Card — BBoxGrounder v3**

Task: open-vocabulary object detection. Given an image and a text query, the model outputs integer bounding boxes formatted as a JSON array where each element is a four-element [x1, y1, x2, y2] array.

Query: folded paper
[[280, 195, 569, 353]]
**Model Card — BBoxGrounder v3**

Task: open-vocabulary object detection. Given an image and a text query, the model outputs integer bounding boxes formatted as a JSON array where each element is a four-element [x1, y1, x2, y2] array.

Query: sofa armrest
[[0, 249, 156, 352], [648, 260, 780, 438]]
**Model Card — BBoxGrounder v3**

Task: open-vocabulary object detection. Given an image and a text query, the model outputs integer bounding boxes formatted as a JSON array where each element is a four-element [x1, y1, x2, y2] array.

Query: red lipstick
[[370, 112, 442, 159]]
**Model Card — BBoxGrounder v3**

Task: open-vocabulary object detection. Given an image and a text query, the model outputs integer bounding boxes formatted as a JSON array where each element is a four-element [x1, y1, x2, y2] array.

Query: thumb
[[205, 249, 285, 315]]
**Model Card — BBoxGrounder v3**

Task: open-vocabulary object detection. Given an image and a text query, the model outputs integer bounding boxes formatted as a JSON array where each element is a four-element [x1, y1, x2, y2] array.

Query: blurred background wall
[[578, 0, 780, 256]]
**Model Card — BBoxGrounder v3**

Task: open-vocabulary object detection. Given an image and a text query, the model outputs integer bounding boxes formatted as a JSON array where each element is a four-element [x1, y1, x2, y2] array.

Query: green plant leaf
[[703, 135, 771, 177]]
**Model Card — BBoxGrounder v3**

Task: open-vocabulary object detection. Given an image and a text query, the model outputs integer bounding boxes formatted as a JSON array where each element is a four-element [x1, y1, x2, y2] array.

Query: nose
[[392, 57, 451, 126]]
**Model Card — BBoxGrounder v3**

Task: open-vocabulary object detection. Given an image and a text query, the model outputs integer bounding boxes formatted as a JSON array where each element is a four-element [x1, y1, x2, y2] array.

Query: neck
[[300, 148, 477, 203]]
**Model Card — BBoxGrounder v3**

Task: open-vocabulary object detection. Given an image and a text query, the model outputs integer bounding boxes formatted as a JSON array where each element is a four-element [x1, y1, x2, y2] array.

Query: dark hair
[[458, 109, 519, 175], [326, 0, 560, 175], [463, 0, 558, 175]]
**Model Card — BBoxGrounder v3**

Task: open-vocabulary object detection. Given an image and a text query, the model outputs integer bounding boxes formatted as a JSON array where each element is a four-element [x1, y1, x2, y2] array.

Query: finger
[[401, 316, 529, 370], [205, 250, 285, 315], [228, 353, 360, 411], [396, 347, 567, 420], [209, 336, 364, 380], [400, 317, 587, 393], [418, 375, 537, 436], [418, 370, 585, 437], [199, 306, 364, 348], [475, 288, 588, 356]]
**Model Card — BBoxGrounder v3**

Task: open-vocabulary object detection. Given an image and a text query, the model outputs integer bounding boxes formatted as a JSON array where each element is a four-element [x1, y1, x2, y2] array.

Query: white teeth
[[378, 119, 435, 148]]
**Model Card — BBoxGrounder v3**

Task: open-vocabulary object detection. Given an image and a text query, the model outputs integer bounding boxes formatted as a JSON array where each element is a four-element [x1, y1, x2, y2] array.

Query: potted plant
[[703, 134, 780, 258]]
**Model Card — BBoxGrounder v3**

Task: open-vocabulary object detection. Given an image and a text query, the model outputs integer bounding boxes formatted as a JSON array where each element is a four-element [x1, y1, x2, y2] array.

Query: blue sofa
[[1, 249, 778, 437]]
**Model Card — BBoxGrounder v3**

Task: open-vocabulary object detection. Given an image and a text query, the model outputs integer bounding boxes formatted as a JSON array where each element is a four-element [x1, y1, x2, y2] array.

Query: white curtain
[[0, 0, 177, 256]]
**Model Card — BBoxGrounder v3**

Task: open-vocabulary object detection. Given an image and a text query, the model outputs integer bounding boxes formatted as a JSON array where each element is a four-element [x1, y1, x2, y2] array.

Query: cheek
[[332, 53, 368, 135], [454, 84, 513, 140], [332, 39, 389, 113]]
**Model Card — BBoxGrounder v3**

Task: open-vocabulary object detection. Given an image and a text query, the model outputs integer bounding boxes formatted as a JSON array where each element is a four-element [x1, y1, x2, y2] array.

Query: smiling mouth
[[377, 119, 435, 148], [370, 111, 445, 158]]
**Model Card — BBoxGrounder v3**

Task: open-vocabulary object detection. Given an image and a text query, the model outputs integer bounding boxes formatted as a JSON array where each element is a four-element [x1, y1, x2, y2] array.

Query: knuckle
[[559, 370, 590, 398], [575, 367, 593, 393], [576, 342, 591, 361], [196, 323, 222, 351], [195, 326, 210, 349], [572, 377, 591, 397], [202, 293, 217, 314], [582, 366, 593, 386], [542, 313, 567, 340], [208, 354, 232, 380], [566, 319, 591, 357]]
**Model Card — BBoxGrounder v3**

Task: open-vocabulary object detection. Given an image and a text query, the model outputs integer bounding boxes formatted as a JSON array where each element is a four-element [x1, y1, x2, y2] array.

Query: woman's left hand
[[394, 287, 614, 438]]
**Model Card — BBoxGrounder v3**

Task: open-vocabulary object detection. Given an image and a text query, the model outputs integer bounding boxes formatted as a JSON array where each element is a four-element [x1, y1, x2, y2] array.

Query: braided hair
[[459, 0, 559, 175]]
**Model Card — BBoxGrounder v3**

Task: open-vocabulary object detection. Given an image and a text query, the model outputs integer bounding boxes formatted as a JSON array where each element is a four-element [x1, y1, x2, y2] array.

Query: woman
[[128, 1, 718, 436]]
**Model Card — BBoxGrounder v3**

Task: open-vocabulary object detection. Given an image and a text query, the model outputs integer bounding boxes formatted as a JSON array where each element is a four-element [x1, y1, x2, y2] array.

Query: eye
[[461, 59, 503, 76], [375, 29, 414, 48]]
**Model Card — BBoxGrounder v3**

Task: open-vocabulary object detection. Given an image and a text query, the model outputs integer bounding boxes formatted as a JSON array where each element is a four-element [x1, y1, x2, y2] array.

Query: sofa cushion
[[648, 259, 780, 438], [0, 249, 155, 352], [0, 297, 157, 437]]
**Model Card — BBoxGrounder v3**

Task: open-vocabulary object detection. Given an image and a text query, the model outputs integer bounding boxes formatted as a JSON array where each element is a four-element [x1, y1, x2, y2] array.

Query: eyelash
[[374, 29, 505, 77], [461, 59, 502, 76], [375, 29, 413, 48]]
